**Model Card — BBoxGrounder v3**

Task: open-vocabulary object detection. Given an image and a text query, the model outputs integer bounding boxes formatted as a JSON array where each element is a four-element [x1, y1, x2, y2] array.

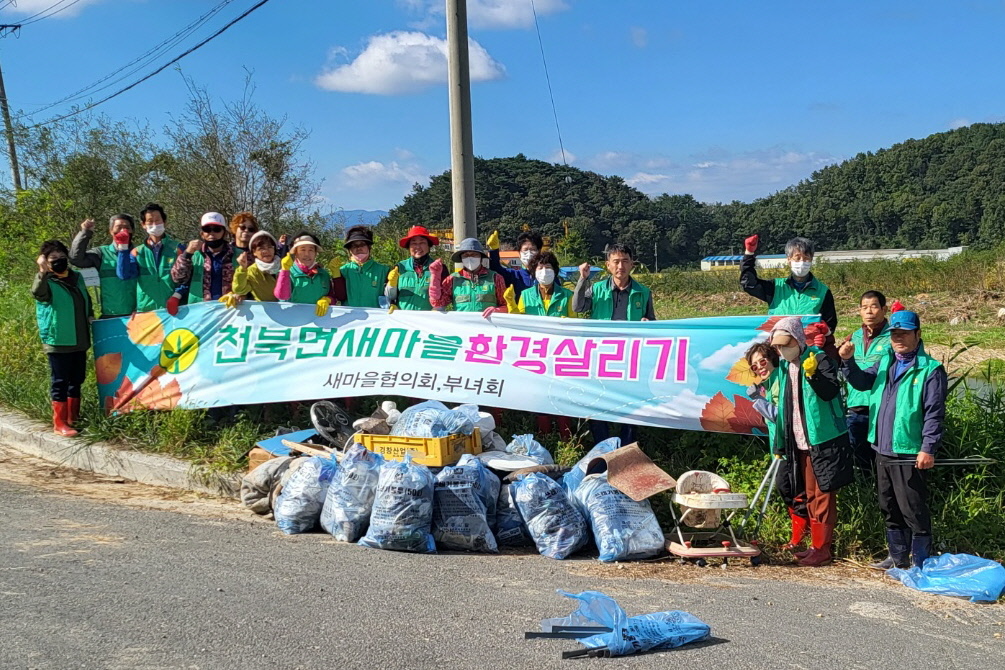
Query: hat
[[770, 316, 807, 351], [343, 225, 373, 250], [289, 234, 321, 253], [200, 212, 226, 229], [399, 225, 439, 248], [889, 310, 921, 331], [248, 230, 277, 250], [451, 237, 488, 262]]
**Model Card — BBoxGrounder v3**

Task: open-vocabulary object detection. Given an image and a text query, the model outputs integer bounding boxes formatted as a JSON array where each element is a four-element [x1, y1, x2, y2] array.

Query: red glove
[[804, 321, 830, 348], [166, 291, 182, 316], [428, 258, 445, 304], [890, 300, 906, 313], [743, 234, 759, 254], [113, 229, 131, 251]]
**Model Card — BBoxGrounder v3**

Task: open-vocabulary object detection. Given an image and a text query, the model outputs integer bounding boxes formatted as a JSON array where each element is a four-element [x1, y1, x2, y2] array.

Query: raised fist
[[578, 262, 591, 280], [237, 252, 251, 268], [744, 234, 759, 254], [838, 338, 855, 361], [185, 240, 201, 254], [81, 218, 96, 231]]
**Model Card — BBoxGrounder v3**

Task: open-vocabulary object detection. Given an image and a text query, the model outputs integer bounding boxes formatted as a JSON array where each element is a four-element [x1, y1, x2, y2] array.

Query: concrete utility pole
[[445, 0, 477, 247], [0, 30, 22, 192]]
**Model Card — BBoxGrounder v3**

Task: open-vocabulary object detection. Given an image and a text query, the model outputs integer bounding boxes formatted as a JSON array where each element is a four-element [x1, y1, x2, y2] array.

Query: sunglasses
[[237, 225, 257, 231], [201, 226, 225, 234]]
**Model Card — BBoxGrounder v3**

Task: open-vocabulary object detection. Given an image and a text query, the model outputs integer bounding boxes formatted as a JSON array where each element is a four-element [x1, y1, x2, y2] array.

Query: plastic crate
[[354, 428, 482, 467]]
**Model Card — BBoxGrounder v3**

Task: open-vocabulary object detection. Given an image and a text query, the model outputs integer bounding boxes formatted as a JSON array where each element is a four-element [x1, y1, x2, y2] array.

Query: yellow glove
[[387, 266, 400, 288], [487, 230, 500, 251], [326, 258, 342, 279], [281, 254, 295, 272], [802, 353, 819, 378], [503, 284, 518, 313], [315, 296, 331, 317], [388, 304, 398, 314], [219, 293, 239, 309]]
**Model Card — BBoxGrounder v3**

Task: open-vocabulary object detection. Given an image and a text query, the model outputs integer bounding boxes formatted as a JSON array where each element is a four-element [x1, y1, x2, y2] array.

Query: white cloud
[[8, 0, 103, 17], [339, 160, 425, 190], [405, 0, 570, 30], [630, 26, 648, 48], [948, 118, 971, 130], [315, 31, 505, 95], [699, 336, 768, 371], [549, 148, 575, 164]]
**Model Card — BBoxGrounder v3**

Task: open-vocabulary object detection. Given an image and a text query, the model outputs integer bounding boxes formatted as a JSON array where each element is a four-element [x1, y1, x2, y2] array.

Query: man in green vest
[[572, 243, 655, 445], [386, 225, 439, 311], [339, 225, 390, 308], [740, 235, 837, 339], [69, 214, 137, 319], [114, 203, 183, 313], [845, 290, 893, 478], [840, 310, 946, 570]]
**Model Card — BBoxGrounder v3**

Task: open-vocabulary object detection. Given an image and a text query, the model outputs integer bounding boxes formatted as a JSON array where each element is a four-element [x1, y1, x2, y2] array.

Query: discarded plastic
[[432, 453, 499, 552], [495, 482, 534, 547], [390, 400, 479, 438], [512, 472, 589, 560], [574, 472, 665, 562], [506, 434, 554, 465], [274, 456, 336, 534], [541, 590, 711, 657], [359, 453, 436, 553], [887, 553, 1005, 603], [562, 437, 620, 496], [320, 443, 384, 542]]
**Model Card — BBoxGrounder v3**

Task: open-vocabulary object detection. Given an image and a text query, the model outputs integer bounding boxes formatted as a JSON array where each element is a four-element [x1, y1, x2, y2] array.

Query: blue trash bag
[[495, 482, 534, 547], [506, 434, 554, 465], [463, 453, 501, 531], [541, 590, 711, 657], [511, 472, 589, 560], [562, 437, 621, 495], [887, 553, 1005, 603], [574, 472, 665, 562], [274, 456, 337, 535], [432, 454, 498, 552], [320, 443, 384, 542], [440, 403, 480, 436], [390, 400, 479, 437], [358, 454, 436, 553]]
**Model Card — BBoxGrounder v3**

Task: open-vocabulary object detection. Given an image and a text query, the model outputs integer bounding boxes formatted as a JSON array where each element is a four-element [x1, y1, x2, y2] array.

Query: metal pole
[[0, 56, 22, 191], [445, 0, 477, 247]]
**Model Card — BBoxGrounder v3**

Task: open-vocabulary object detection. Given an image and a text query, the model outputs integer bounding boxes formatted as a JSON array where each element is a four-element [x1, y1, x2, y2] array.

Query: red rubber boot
[[782, 507, 809, 552], [798, 521, 834, 567], [555, 416, 573, 440], [67, 396, 81, 426], [52, 401, 78, 437]]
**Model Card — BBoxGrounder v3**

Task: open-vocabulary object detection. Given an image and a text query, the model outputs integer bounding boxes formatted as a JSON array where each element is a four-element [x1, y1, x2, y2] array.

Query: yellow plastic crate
[[354, 428, 483, 467]]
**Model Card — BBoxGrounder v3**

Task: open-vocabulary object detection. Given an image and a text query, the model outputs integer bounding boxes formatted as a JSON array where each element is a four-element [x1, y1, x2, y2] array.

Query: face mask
[[145, 224, 165, 237], [778, 344, 801, 363], [520, 250, 538, 266], [351, 249, 369, 264], [255, 257, 281, 274], [790, 260, 812, 277], [462, 257, 482, 272], [50, 257, 69, 274], [535, 268, 555, 285], [205, 237, 226, 250]]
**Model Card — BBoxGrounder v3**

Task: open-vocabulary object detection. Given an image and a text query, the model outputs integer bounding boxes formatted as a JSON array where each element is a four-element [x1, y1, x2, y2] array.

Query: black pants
[[774, 454, 808, 519], [47, 351, 87, 402], [588, 420, 636, 446], [876, 452, 931, 535], [846, 410, 874, 477]]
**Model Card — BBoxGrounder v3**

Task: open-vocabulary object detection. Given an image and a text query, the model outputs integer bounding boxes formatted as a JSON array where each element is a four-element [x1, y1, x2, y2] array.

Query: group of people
[[33, 211, 946, 570]]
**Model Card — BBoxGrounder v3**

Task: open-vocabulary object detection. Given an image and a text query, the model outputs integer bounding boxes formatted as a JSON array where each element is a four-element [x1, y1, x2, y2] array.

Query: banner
[[92, 303, 808, 434]]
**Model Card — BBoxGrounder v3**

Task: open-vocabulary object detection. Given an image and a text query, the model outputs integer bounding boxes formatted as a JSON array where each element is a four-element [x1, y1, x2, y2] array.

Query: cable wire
[[530, 0, 568, 165], [18, 0, 85, 26]]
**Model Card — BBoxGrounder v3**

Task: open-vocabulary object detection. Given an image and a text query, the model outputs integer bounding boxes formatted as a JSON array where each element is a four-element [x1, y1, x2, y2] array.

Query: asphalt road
[[1, 477, 1003, 670]]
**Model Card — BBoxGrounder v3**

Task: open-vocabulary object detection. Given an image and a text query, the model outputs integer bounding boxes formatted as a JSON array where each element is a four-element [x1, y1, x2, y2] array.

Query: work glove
[[166, 291, 183, 317], [281, 254, 295, 272], [804, 321, 830, 348], [387, 266, 400, 288], [482, 306, 501, 319], [325, 258, 342, 279], [219, 293, 241, 309], [743, 234, 759, 254], [890, 300, 906, 313], [113, 229, 131, 252], [315, 296, 331, 317], [802, 353, 819, 379], [503, 284, 518, 313], [388, 304, 398, 314], [428, 258, 445, 304], [486, 230, 500, 251]]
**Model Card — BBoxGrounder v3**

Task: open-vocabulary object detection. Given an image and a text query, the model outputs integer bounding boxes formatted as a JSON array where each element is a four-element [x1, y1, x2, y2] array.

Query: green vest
[[36, 272, 91, 347], [396, 259, 431, 311], [289, 264, 332, 304], [590, 278, 650, 321], [847, 323, 892, 408], [340, 259, 389, 308], [188, 247, 234, 304], [771, 348, 848, 454], [97, 245, 137, 317], [451, 270, 499, 312], [521, 283, 572, 317], [768, 276, 828, 316], [135, 236, 181, 313], [762, 368, 781, 446], [866, 347, 943, 455]]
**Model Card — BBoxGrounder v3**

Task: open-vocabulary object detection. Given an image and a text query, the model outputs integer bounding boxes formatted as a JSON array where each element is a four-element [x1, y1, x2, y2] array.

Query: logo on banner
[[160, 328, 200, 374]]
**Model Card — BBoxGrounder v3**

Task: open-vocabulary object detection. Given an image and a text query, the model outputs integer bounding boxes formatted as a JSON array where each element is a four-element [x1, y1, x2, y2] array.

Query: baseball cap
[[889, 310, 921, 331], [200, 212, 226, 229]]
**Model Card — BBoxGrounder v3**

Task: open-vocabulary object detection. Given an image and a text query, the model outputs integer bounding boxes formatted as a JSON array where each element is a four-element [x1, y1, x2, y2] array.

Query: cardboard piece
[[586, 443, 676, 501]]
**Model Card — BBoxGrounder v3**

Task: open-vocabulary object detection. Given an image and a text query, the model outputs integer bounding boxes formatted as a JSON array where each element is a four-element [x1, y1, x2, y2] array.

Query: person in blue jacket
[[486, 229, 542, 299]]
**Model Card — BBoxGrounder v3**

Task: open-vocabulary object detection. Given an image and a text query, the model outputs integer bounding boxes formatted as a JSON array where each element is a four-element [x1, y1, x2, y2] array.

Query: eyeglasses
[[202, 226, 225, 234]]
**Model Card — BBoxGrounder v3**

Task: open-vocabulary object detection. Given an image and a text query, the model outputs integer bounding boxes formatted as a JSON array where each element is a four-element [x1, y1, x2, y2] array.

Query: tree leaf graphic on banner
[[106, 376, 135, 413], [700, 392, 736, 433], [729, 394, 766, 433], [756, 315, 786, 333], [725, 357, 760, 386], [94, 352, 122, 386], [126, 311, 165, 346]]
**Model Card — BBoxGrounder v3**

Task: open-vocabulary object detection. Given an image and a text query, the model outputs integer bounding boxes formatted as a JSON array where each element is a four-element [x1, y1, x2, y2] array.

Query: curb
[[0, 408, 241, 499]]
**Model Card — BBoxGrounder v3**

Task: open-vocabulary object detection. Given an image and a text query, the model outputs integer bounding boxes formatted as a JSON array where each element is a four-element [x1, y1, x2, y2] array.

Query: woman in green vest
[[337, 225, 389, 308], [33, 240, 93, 437], [69, 214, 137, 319], [768, 317, 852, 567], [230, 231, 281, 302], [428, 237, 508, 313], [274, 232, 336, 316], [114, 203, 182, 313], [385, 225, 440, 311]]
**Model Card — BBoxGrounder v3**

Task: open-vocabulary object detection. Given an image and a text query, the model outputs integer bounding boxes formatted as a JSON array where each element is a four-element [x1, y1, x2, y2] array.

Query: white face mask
[[535, 268, 555, 285], [790, 260, 812, 277], [778, 344, 801, 363], [520, 250, 538, 266], [461, 257, 482, 272], [255, 257, 281, 275], [145, 223, 165, 237]]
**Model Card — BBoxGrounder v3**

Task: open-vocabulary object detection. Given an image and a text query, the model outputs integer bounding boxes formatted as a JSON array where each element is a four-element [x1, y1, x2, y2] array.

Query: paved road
[[1, 477, 1002, 670]]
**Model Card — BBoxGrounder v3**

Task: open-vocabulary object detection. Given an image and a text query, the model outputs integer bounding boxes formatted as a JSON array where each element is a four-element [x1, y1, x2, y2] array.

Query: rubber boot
[[67, 396, 81, 426], [869, 529, 911, 570], [536, 414, 552, 437], [782, 508, 809, 552], [556, 416, 573, 441], [52, 401, 78, 437], [911, 535, 932, 570], [798, 521, 833, 567]]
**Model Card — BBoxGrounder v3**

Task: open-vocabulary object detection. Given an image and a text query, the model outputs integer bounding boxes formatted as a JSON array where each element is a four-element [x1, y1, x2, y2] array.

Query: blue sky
[[4, 0, 1005, 211]]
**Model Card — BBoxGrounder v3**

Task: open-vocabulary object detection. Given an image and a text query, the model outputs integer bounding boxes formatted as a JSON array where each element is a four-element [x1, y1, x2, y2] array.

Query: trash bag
[[273, 456, 337, 534], [495, 482, 534, 547], [440, 403, 480, 436], [390, 400, 479, 437], [464, 453, 501, 531], [320, 443, 384, 542], [562, 437, 620, 495], [241, 456, 295, 515], [887, 553, 1005, 603], [506, 434, 554, 465], [541, 590, 711, 657], [358, 454, 436, 553], [512, 472, 589, 560], [432, 454, 498, 552], [574, 473, 665, 562]]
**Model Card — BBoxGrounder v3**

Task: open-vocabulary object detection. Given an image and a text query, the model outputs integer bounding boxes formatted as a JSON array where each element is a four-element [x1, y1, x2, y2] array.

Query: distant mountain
[[327, 209, 388, 228]]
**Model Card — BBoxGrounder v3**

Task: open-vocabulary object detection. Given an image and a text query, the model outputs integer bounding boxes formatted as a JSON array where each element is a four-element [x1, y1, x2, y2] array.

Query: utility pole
[[0, 26, 23, 192], [445, 0, 477, 249]]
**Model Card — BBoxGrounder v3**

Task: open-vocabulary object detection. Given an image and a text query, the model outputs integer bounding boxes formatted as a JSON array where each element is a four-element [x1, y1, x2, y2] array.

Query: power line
[[18, 0, 86, 26], [530, 0, 568, 166], [23, 0, 273, 130]]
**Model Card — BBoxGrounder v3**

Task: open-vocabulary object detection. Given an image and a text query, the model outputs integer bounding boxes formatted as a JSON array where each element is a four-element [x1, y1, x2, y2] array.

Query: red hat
[[399, 225, 439, 249]]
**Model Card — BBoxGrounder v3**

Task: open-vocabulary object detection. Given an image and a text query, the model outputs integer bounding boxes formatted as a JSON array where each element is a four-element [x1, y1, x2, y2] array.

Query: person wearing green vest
[[33, 240, 93, 437], [845, 290, 893, 478], [740, 235, 838, 343], [768, 317, 853, 567], [273, 232, 336, 316], [69, 214, 137, 319], [428, 237, 508, 313], [840, 310, 947, 571], [169, 212, 237, 315], [114, 203, 183, 313], [338, 225, 390, 308], [385, 225, 439, 311]]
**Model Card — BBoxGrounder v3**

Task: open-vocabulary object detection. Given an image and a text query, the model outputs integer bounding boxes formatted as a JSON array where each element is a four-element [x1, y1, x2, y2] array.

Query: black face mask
[[205, 237, 226, 250], [50, 257, 69, 273]]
